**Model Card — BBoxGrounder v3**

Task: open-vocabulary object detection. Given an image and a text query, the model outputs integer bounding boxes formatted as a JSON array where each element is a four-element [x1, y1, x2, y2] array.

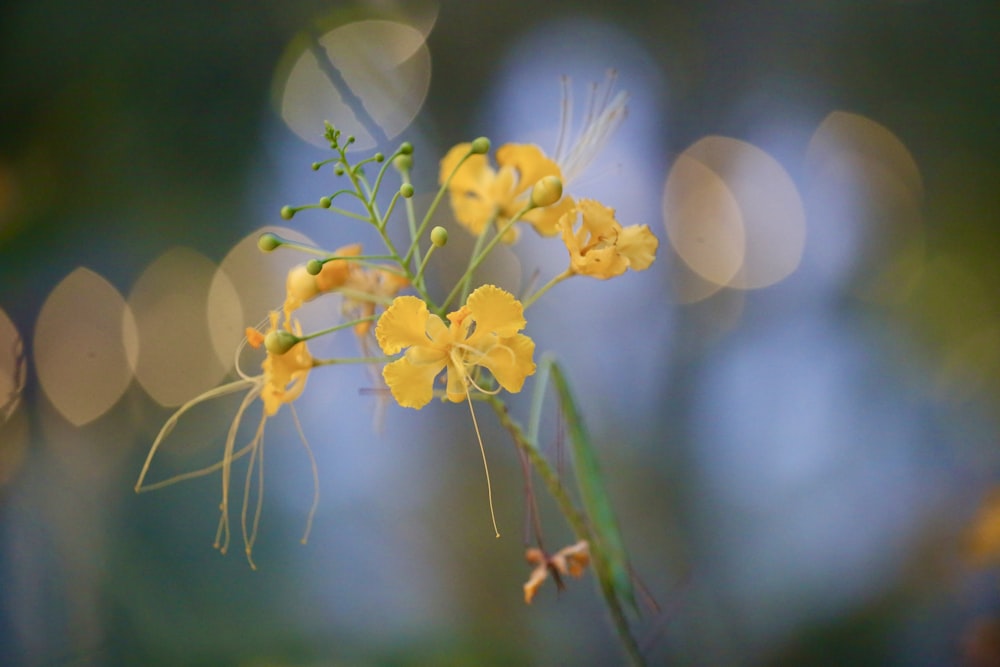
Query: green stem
[[456, 224, 491, 309], [270, 241, 329, 257], [401, 170, 422, 269], [380, 189, 404, 228], [415, 243, 437, 286], [407, 146, 477, 266], [312, 355, 390, 367], [486, 395, 644, 666], [441, 206, 531, 312], [522, 270, 573, 309], [299, 314, 379, 342]]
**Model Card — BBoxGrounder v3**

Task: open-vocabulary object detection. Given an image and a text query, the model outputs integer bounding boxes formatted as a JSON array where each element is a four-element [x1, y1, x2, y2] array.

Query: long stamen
[[554, 75, 572, 164], [241, 410, 267, 570], [291, 404, 320, 545], [465, 389, 500, 538]]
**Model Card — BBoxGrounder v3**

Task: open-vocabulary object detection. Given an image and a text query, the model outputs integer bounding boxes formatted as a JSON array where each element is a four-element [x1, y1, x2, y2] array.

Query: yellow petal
[[523, 194, 575, 237], [616, 224, 659, 271], [315, 243, 362, 292], [440, 143, 484, 191], [577, 199, 619, 237], [479, 333, 536, 393], [286, 265, 319, 306], [575, 246, 629, 280], [382, 356, 446, 409], [451, 195, 497, 236], [496, 143, 563, 198], [375, 296, 431, 355], [557, 208, 583, 257], [465, 285, 526, 341], [261, 339, 312, 416]]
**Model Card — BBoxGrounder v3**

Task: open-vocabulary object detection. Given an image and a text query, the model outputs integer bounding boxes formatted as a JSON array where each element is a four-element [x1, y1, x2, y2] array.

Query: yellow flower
[[282, 243, 409, 340], [439, 73, 628, 245], [439, 143, 575, 243], [558, 199, 659, 279], [256, 311, 313, 417], [284, 243, 363, 313], [523, 540, 591, 604], [375, 285, 536, 409], [137, 267, 319, 568]]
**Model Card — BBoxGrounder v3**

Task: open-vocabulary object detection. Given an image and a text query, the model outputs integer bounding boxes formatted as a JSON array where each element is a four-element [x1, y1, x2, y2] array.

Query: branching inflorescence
[[135, 74, 659, 665]]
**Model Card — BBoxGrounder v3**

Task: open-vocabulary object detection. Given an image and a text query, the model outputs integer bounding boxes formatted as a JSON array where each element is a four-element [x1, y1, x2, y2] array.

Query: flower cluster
[[136, 76, 659, 633]]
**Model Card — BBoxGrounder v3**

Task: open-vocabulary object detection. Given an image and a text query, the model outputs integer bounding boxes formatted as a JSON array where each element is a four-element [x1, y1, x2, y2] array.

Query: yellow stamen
[[465, 388, 500, 538]]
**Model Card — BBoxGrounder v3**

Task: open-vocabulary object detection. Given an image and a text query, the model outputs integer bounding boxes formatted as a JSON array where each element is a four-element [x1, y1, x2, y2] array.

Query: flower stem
[[522, 269, 573, 309], [486, 393, 646, 667], [441, 205, 531, 312], [299, 314, 379, 342]]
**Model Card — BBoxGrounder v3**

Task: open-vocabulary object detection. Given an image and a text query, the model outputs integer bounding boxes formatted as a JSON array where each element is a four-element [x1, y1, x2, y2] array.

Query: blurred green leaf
[[550, 360, 637, 613]]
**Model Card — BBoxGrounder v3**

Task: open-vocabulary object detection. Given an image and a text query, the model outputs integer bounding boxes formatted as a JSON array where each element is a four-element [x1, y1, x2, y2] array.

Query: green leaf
[[550, 361, 637, 613]]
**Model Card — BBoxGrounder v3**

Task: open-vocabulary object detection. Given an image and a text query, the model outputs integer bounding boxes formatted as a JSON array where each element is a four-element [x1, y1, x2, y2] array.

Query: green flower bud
[[393, 154, 413, 172], [399, 141, 413, 155], [280, 206, 295, 220], [306, 259, 323, 276], [529, 175, 563, 208], [374, 152, 385, 163], [319, 196, 331, 208], [257, 232, 282, 252], [311, 162, 322, 171], [399, 183, 415, 198], [264, 329, 300, 355], [430, 226, 449, 247], [334, 164, 345, 176], [470, 137, 491, 154]]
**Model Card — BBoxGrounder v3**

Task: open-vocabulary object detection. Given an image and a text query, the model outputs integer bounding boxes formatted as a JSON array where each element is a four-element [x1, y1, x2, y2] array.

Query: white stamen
[[555, 70, 629, 185]]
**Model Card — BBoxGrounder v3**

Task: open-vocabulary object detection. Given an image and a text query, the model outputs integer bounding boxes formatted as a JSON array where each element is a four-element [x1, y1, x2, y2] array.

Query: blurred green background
[[2, 1, 999, 665]]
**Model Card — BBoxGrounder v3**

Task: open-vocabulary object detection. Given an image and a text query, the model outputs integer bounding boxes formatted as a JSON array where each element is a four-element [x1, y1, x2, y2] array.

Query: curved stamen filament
[[465, 388, 500, 539]]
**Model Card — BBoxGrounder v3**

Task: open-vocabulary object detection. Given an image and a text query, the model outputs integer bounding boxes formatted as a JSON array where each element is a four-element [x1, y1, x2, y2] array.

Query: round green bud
[[257, 232, 282, 252], [346, 135, 356, 145], [399, 183, 415, 198], [311, 162, 322, 171], [470, 137, 491, 154], [264, 329, 300, 355], [280, 206, 295, 220], [393, 154, 413, 172], [334, 164, 345, 176], [306, 259, 323, 275], [529, 175, 563, 208], [319, 196, 331, 208], [399, 141, 413, 155], [430, 226, 449, 247], [374, 153, 385, 163]]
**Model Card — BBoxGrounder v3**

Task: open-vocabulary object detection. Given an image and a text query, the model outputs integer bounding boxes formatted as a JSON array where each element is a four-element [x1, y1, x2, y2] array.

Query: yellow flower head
[[439, 143, 575, 243], [558, 199, 659, 279], [284, 243, 363, 314], [259, 310, 313, 417], [375, 285, 536, 409], [137, 295, 318, 568], [439, 74, 628, 246]]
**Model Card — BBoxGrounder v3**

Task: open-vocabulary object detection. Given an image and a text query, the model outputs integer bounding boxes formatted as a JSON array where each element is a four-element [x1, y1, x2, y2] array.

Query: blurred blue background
[[2, 1, 999, 665]]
